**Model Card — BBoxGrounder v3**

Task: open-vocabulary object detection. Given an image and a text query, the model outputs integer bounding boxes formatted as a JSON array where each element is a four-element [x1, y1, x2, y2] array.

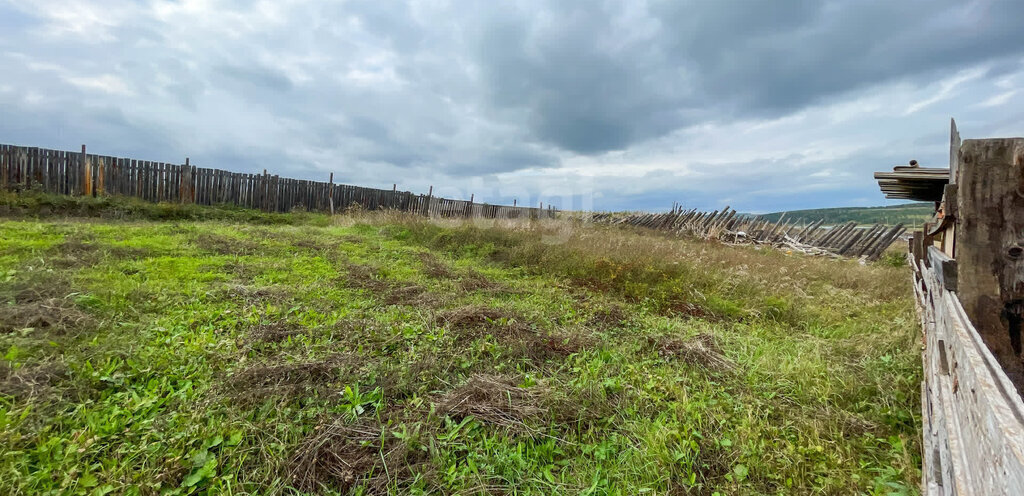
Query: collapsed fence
[[591, 206, 905, 260], [0, 144, 557, 220]]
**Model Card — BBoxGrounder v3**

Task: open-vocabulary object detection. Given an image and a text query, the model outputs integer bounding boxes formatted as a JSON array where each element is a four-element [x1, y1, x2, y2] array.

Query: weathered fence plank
[[915, 247, 1024, 495], [0, 143, 558, 220]]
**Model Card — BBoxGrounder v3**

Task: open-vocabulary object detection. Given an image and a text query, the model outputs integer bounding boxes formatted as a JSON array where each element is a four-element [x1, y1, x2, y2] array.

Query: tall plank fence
[[0, 144, 557, 220]]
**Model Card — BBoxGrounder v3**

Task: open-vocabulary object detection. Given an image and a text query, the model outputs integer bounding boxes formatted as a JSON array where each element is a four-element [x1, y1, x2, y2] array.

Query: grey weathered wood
[[913, 247, 1024, 495], [956, 138, 1024, 390], [929, 246, 958, 292], [950, 118, 961, 185]]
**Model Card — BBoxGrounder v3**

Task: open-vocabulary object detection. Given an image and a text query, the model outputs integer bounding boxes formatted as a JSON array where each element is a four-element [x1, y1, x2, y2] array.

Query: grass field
[[1, 198, 921, 495]]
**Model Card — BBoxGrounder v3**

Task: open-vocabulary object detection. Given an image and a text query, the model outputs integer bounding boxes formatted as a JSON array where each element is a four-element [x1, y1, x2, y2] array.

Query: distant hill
[[758, 203, 934, 226]]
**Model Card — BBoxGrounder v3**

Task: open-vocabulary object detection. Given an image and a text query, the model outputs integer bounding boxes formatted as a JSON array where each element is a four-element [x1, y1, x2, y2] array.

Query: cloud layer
[[2, 0, 1023, 212]]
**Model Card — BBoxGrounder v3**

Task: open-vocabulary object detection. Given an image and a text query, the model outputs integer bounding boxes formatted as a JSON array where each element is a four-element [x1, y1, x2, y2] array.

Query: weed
[[0, 205, 921, 494]]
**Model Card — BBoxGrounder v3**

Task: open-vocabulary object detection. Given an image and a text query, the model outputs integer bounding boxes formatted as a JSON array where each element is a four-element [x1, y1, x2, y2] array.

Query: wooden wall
[[0, 144, 557, 220]]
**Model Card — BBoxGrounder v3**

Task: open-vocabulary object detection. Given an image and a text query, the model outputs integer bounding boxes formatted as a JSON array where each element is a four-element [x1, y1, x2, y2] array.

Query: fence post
[[80, 145, 89, 196], [262, 169, 268, 211], [329, 172, 335, 215], [181, 158, 190, 203], [422, 185, 432, 217], [956, 138, 1024, 388]]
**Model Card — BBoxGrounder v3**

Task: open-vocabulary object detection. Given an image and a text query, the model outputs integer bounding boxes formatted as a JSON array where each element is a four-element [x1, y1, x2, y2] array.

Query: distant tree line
[[757, 202, 933, 227]]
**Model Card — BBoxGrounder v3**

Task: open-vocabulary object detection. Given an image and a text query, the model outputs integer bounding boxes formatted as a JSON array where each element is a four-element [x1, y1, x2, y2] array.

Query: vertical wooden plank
[[96, 156, 105, 196], [1, 145, 8, 191], [180, 158, 190, 203], [950, 118, 961, 185], [134, 160, 142, 201]]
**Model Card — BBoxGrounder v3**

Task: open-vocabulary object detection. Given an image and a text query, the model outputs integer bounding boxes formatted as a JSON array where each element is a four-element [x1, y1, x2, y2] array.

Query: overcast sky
[[2, 0, 1023, 212]]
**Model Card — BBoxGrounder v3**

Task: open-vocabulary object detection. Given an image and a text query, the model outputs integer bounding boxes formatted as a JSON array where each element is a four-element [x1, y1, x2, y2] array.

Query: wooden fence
[[0, 144, 557, 220], [884, 122, 1024, 494], [912, 246, 1024, 495], [591, 206, 905, 260]]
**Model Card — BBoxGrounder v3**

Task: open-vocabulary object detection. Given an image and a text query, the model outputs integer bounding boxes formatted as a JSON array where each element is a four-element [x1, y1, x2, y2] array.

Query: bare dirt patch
[[288, 419, 429, 494], [418, 252, 455, 279], [435, 306, 529, 336], [0, 361, 68, 399], [660, 300, 716, 320], [341, 264, 389, 292], [57, 234, 97, 253], [220, 260, 263, 281], [217, 284, 292, 306], [0, 298, 92, 336], [434, 374, 550, 429], [649, 333, 735, 372], [245, 321, 308, 345], [47, 235, 152, 268], [416, 253, 508, 293], [1, 278, 94, 336], [194, 233, 261, 256], [292, 238, 331, 252], [106, 245, 153, 260], [381, 284, 439, 307], [342, 264, 442, 307], [535, 332, 596, 358], [587, 304, 629, 329], [436, 305, 593, 361], [225, 353, 360, 402], [46, 234, 101, 268], [457, 270, 508, 293]]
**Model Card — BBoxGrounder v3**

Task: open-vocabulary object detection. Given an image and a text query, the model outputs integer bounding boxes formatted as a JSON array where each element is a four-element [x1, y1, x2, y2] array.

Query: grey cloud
[[2, 0, 1024, 212], [471, 0, 1024, 154], [445, 146, 558, 176], [985, 59, 1024, 79], [474, 3, 695, 154], [215, 63, 294, 93], [659, 0, 1024, 114]]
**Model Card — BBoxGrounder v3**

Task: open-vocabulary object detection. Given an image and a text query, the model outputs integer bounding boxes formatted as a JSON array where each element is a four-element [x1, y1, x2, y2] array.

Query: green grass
[[0, 190, 329, 225], [758, 203, 934, 227], [0, 205, 921, 495]]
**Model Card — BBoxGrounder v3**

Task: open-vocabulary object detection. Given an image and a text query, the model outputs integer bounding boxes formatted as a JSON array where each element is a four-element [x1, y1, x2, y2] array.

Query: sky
[[2, 0, 1023, 213]]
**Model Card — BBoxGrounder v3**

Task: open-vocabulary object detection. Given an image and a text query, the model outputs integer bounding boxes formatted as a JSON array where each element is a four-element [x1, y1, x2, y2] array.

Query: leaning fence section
[[0, 144, 557, 220], [590, 207, 904, 260]]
